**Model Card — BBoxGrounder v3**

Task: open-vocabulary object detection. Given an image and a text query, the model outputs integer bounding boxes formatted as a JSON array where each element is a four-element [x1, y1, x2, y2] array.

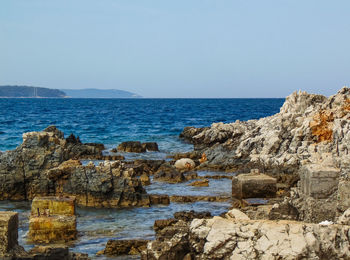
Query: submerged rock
[[142, 142, 159, 152], [188, 179, 209, 187]]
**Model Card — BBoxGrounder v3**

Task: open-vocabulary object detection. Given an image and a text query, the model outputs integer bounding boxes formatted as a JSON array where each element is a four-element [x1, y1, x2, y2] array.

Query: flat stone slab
[[31, 196, 76, 216], [232, 173, 277, 199], [0, 211, 18, 254]]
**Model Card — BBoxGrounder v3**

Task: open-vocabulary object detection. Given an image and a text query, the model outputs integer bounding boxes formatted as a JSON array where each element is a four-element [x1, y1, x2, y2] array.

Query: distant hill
[[0, 86, 66, 98], [61, 88, 141, 98]]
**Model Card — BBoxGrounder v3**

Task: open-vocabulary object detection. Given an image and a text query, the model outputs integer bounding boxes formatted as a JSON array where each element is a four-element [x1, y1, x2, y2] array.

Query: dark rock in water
[[169, 195, 230, 203], [132, 159, 165, 175], [28, 245, 90, 259], [142, 142, 159, 152], [173, 210, 212, 221], [168, 151, 201, 161], [110, 147, 118, 153], [149, 194, 170, 205], [0, 127, 150, 208], [84, 142, 105, 151], [117, 141, 146, 153], [153, 164, 185, 183], [184, 171, 198, 181], [66, 133, 81, 144], [188, 179, 209, 187], [116, 141, 159, 153], [140, 173, 151, 186], [98, 239, 149, 256]]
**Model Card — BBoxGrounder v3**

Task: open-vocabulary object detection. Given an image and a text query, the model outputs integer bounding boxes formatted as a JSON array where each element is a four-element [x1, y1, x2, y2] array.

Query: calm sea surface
[[0, 98, 284, 258]]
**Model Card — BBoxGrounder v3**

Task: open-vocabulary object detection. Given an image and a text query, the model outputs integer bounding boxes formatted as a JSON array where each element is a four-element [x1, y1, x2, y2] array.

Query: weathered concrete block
[[31, 196, 76, 216], [0, 211, 18, 255], [300, 164, 340, 199], [28, 215, 77, 243], [232, 173, 277, 199]]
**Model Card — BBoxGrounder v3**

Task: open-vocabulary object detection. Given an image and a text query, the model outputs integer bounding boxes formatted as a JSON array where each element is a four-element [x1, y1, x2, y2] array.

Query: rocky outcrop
[[143, 209, 350, 260], [180, 87, 350, 174], [47, 160, 150, 207], [0, 127, 150, 208]]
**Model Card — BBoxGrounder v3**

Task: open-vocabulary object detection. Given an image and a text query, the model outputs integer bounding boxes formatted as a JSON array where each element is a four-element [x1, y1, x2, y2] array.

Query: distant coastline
[[0, 86, 141, 98]]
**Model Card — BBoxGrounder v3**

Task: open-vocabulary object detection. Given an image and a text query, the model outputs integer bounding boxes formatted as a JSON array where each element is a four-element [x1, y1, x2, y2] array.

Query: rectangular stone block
[[0, 211, 18, 254], [300, 164, 340, 199], [232, 173, 277, 199], [31, 196, 76, 216], [28, 215, 77, 243]]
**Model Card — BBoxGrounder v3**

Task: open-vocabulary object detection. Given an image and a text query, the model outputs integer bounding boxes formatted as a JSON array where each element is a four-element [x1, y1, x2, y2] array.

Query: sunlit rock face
[[180, 87, 350, 174], [0, 126, 150, 208], [142, 210, 350, 260]]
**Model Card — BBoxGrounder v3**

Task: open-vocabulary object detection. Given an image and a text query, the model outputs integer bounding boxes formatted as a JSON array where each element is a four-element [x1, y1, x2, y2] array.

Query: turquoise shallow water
[[0, 98, 284, 258]]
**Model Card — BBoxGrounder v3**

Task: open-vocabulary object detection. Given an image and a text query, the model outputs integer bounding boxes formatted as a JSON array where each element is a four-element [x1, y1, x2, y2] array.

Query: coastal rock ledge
[[181, 87, 350, 174], [142, 211, 350, 260], [0, 126, 150, 207]]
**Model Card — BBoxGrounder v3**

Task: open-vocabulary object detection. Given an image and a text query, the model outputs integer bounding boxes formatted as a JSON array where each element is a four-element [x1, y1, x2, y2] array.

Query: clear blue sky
[[1, 1, 349, 98]]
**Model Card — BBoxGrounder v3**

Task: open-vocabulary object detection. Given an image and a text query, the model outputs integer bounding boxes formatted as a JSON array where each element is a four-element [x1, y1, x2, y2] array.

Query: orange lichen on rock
[[310, 110, 334, 143], [343, 98, 350, 111], [199, 153, 207, 164]]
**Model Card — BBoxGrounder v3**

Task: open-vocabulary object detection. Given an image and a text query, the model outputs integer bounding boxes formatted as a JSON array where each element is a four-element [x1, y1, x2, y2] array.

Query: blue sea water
[[0, 98, 284, 258], [0, 98, 284, 152]]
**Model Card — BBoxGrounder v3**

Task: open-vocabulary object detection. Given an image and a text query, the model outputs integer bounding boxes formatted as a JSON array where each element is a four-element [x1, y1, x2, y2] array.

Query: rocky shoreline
[[1, 88, 350, 259]]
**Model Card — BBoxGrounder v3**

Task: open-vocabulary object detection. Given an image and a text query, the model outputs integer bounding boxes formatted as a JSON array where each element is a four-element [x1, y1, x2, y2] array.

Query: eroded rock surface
[[0, 127, 150, 208], [143, 209, 350, 260], [180, 87, 350, 174]]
